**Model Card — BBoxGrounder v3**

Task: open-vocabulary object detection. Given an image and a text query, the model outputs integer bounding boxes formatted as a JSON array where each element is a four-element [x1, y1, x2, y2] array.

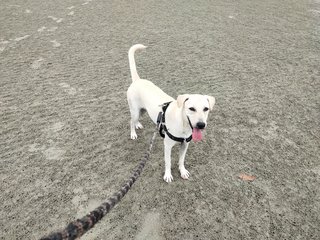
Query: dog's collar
[[157, 102, 192, 143]]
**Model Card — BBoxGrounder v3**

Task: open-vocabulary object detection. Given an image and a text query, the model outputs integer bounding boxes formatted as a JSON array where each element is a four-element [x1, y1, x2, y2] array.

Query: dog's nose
[[196, 122, 206, 129]]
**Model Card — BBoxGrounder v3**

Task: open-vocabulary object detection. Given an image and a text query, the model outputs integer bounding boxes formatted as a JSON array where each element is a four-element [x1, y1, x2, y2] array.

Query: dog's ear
[[206, 96, 216, 110], [177, 94, 190, 108]]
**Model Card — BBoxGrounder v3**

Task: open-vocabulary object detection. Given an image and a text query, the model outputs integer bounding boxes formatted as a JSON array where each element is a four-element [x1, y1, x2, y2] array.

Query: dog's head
[[177, 94, 215, 141]]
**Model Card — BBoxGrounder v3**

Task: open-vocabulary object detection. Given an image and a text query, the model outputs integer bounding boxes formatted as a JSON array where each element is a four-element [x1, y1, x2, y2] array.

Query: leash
[[41, 131, 157, 240]]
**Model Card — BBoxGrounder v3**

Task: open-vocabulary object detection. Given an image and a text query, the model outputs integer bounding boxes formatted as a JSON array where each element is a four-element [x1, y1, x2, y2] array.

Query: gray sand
[[1, 0, 319, 239]]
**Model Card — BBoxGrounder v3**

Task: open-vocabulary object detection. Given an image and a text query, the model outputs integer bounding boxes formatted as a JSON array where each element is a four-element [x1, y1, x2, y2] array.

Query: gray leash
[[41, 131, 157, 240]]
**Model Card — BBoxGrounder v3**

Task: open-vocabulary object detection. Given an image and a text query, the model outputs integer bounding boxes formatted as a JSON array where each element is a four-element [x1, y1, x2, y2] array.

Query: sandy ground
[[1, 0, 320, 239]]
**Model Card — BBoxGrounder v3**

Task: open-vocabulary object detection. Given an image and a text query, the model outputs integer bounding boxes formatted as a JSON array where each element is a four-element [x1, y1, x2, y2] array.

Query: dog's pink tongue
[[192, 128, 203, 142]]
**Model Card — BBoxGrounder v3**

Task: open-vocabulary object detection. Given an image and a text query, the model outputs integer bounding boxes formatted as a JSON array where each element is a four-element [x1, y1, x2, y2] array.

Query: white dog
[[127, 44, 215, 183]]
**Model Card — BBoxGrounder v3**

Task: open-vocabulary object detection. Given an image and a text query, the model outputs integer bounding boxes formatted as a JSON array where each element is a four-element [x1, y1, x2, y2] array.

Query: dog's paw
[[180, 168, 190, 180], [163, 172, 173, 183], [135, 122, 143, 129], [131, 132, 138, 140]]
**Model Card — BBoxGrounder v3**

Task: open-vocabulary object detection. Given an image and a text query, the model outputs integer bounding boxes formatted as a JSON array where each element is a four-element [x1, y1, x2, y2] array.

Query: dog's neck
[[165, 101, 192, 138]]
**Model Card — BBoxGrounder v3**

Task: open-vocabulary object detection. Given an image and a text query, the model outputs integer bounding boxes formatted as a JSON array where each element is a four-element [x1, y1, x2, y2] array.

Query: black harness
[[157, 102, 193, 143]]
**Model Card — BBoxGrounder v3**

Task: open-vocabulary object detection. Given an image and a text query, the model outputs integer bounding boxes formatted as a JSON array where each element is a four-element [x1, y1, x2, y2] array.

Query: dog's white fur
[[127, 44, 215, 183]]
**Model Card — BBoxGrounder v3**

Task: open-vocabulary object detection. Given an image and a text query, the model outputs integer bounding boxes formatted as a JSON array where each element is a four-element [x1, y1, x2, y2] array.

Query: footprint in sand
[[48, 16, 58, 21], [50, 122, 64, 132], [59, 82, 77, 95], [261, 121, 279, 140], [48, 16, 63, 23], [312, 166, 320, 175], [28, 143, 45, 152], [135, 212, 163, 240], [43, 147, 65, 160], [0, 41, 8, 52], [31, 58, 44, 69], [82, 0, 93, 5], [47, 26, 58, 32], [37, 26, 46, 32], [73, 197, 100, 219], [15, 35, 30, 42], [8, 4, 21, 8], [50, 40, 61, 47]]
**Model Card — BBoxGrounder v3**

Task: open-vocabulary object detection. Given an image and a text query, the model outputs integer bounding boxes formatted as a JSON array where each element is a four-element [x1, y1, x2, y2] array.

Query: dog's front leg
[[179, 142, 190, 179], [163, 138, 176, 183]]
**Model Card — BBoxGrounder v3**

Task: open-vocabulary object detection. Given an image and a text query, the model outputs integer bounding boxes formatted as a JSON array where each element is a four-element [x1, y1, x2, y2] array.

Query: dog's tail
[[128, 44, 147, 82]]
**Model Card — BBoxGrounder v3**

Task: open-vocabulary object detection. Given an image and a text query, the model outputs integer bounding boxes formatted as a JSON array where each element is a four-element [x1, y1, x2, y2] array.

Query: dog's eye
[[203, 107, 209, 112], [189, 107, 196, 112]]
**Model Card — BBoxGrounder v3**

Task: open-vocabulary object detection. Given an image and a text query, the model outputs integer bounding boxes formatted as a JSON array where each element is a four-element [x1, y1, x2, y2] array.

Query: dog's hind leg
[[129, 108, 139, 139], [127, 98, 143, 139], [135, 117, 143, 129]]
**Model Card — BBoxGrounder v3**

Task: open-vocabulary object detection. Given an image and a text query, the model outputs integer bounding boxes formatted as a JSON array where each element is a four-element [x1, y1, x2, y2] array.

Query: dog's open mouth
[[192, 128, 203, 142]]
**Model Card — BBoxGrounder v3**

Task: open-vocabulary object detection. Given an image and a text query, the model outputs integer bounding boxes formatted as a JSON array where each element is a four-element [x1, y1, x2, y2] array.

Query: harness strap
[[163, 125, 192, 143], [157, 112, 165, 138], [157, 102, 192, 143]]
